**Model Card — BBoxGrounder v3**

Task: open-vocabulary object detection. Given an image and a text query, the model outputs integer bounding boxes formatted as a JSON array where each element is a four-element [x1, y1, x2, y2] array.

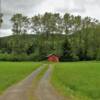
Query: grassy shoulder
[[0, 62, 41, 94], [51, 62, 100, 100]]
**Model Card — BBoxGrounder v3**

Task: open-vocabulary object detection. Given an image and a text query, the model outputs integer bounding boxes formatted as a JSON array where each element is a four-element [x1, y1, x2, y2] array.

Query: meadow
[[0, 62, 41, 94], [51, 62, 100, 100]]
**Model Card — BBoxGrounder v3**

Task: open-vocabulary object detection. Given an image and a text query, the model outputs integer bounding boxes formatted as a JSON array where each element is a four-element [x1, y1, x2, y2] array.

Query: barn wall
[[48, 55, 59, 62]]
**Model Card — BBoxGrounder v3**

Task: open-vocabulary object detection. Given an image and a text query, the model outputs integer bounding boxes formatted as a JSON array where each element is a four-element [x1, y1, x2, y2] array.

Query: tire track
[[35, 64, 65, 100]]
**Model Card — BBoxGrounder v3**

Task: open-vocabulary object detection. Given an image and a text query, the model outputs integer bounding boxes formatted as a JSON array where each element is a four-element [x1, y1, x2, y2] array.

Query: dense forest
[[0, 12, 100, 61]]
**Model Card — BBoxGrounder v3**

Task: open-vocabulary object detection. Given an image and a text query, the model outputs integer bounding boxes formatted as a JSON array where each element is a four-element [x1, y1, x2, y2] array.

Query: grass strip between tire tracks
[[29, 64, 49, 100]]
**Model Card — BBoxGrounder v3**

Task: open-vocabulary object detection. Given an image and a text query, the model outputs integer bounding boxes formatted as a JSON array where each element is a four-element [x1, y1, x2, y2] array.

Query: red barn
[[47, 54, 59, 62]]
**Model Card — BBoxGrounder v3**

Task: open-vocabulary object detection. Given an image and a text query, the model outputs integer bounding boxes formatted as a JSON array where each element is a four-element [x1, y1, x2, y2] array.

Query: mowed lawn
[[0, 62, 41, 94], [52, 62, 100, 100]]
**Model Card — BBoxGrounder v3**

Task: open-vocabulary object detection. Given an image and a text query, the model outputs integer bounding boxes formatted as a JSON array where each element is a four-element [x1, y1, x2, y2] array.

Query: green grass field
[[0, 62, 41, 94], [51, 62, 100, 100]]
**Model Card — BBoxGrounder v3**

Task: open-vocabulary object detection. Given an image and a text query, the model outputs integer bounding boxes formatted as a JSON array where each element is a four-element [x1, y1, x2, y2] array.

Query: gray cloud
[[0, 0, 100, 37]]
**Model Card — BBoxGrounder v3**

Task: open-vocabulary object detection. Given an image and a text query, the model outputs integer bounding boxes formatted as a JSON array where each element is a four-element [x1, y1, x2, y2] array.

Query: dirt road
[[35, 64, 65, 100], [0, 64, 66, 100]]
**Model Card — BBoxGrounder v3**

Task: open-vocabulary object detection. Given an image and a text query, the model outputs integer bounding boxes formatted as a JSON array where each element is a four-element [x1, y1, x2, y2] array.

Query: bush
[[0, 53, 47, 61], [0, 53, 31, 61]]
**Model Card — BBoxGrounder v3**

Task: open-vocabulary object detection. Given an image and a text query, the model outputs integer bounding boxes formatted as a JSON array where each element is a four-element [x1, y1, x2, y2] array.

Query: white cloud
[[0, 29, 12, 37], [31, 0, 86, 15], [33, 0, 66, 14]]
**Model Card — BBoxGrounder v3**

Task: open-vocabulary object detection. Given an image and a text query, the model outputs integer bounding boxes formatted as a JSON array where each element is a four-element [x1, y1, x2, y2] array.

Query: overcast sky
[[0, 0, 100, 37]]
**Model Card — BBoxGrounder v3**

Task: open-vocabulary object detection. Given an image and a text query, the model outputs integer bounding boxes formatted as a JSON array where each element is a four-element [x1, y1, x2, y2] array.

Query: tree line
[[0, 12, 100, 61]]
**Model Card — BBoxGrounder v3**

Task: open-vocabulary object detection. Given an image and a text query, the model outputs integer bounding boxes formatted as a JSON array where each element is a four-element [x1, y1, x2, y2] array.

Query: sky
[[0, 0, 100, 37]]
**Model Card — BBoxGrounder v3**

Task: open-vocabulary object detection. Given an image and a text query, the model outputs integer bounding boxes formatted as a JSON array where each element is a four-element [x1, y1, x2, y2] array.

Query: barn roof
[[47, 54, 59, 57]]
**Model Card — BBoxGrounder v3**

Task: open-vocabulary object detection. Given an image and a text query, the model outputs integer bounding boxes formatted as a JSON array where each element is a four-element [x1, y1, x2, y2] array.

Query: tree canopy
[[0, 13, 3, 28], [0, 12, 100, 61]]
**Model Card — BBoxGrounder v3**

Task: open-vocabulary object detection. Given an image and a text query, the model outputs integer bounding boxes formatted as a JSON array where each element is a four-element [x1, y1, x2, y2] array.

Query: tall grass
[[51, 62, 100, 100], [0, 62, 41, 93]]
